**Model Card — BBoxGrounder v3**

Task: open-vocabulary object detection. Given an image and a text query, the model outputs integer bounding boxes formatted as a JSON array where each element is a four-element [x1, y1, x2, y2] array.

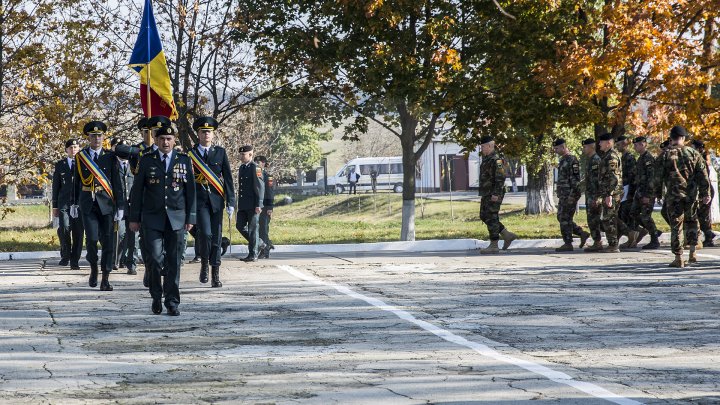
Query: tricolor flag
[[128, 0, 178, 119]]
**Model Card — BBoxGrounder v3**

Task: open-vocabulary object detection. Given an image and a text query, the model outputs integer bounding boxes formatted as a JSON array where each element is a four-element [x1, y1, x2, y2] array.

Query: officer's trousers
[[58, 208, 84, 265], [81, 204, 114, 272], [196, 201, 224, 266], [145, 222, 185, 309], [118, 217, 140, 270], [259, 208, 272, 249], [665, 197, 699, 255], [236, 209, 260, 257], [480, 195, 505, 241]]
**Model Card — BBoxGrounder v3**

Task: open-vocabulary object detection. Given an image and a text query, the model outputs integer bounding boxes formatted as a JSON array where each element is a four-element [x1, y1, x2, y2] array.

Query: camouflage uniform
[[598, 148, 630, 246], [556, 153, 584, 244], [618, 150, 637, 231], [692, 152, 715, 243], [655, 145, 710, 255], [584, 152, 603, 242], [479, 151, 506, 241], [630, 150, 658, 237]]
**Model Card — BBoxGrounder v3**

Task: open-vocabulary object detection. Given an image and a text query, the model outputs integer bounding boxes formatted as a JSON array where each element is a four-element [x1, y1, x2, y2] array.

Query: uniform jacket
[[634, 151, 655, 199], [236, 161, 265, 211], [598, 148, 623, 198], [52, 158, 76, 209], [129, 142, 154, 175], [478, 151, 506, 197], [262, 169, 274, 209], [621, 150, 637, 197], [584, 153, 602, 201], [72, 147, 125, 216], [655, 145, 709, 201], [190, 144, 236, 213], [129, 149, 197, 231], [556, 153, 581, 199]]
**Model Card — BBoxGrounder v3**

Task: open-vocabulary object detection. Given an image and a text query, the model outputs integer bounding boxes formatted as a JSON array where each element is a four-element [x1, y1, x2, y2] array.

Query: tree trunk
[[525, 161, 555, 214], [399, 111, 419, 241]]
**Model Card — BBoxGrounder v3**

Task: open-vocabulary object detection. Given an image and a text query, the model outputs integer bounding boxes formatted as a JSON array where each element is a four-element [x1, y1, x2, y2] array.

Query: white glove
[[226, 206, 234, 217], [114, 209, 124, 221], [69, 205, 79, 218]]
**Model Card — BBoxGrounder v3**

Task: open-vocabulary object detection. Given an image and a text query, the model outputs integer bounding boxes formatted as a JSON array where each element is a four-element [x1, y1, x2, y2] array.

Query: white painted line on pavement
[[278, 265, 642, 405]]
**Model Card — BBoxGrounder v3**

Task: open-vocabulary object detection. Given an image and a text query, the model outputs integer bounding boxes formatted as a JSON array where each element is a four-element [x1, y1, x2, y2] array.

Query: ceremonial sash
[[76, 150, 113, 198], [189, 149, 224, 198]]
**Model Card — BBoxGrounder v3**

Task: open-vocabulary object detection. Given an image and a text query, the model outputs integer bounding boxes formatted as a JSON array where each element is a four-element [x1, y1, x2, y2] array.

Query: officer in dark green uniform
[[630, 136, 661, 249], [52, 139, 83, 269], [189, 116, 235, 287], [71, 121, 125, 291], [581, 138, 604, 252], [478, 136, 517, 254], [552, 138, 590, 251], [254, 155, 274, 259], [129, 122, 196, 316], [235, 145, 265, 262], [597, 133, 636, 253]]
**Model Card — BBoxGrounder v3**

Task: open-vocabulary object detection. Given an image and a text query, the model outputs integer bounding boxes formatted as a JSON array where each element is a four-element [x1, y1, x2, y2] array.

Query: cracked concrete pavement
[[0, 247, 718, 404]]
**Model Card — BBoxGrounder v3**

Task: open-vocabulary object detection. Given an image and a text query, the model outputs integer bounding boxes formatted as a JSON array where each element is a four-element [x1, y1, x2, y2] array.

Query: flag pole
[[146, 0, 152, 117]]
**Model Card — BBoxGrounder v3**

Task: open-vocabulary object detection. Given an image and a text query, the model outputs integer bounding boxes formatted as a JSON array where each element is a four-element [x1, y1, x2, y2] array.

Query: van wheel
[[335, 185, 345, 194], [393, 184, 403, 193]]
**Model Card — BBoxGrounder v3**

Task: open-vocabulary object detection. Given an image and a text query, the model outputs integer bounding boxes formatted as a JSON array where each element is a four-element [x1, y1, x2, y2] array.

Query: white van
[[329, 157, 404, 193]]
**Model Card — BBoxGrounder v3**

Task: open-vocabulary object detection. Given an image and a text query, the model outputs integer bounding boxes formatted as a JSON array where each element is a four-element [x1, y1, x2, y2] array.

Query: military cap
[[691, 139, 705, 149], [110, 138, 127, 147], [616, 135, 628, 142], [147, 115, 172, 129], [83, 121, 107, 135], [239, 145, 254, 153], [581, 138, 596, 146], [479, 135, 494, 145], [193, 116, 219, 132], [65, 139, 79, 148], [598, 132, 613, 141], [156, 124, 177, 136], [254, 155, 267, 164], [137, 117, 149, 130], [670, 125, 688, 139], [552, 138, 566, 147], [633, 136, 647, 144]]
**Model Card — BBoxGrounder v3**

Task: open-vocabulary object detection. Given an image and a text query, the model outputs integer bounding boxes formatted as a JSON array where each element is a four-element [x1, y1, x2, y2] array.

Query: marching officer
[[71, 121, 125, 291], [254, 155, 275, 259], [552, 138, 590, 251], [597, 133, 636, 253], [189, 116, 235, 287], [655, 126, 710, 267], [129, 122, 196, 316], [581, 138, 604, 252], [630, 136, 661, 249], [235, 145, 265, 262], [478, 135, 517, 254], [52, 139, 83, 269], [111, 138, 137, 273]]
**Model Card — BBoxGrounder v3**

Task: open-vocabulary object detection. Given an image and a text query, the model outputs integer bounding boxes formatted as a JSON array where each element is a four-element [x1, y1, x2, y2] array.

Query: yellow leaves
[[431, 46, 462, 72], [365, 0, 384, 18]]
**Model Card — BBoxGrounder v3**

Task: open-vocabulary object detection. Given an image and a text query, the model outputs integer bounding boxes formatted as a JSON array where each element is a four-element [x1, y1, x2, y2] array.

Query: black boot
[[89, 264, 99, 288], [143, 267, 150, 288], [99, 271, 113, 291], [211, 266, 222, 288], [258, 246, 269, 259], [642, 236, 660, 250], [199, 258, 209, 284]]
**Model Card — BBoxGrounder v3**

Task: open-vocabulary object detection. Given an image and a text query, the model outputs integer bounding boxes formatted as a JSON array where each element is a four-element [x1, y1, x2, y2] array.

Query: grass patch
[[0, 194, 685, 251]]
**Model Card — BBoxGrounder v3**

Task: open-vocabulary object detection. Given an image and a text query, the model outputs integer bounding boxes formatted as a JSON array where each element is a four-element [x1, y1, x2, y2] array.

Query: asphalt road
[[0, 248, 718, 404]]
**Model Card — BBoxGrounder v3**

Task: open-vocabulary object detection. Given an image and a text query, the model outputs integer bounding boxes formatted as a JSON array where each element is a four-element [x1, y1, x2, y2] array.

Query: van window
[[336, 165, 348, 177], [390, 163, 403, 174]]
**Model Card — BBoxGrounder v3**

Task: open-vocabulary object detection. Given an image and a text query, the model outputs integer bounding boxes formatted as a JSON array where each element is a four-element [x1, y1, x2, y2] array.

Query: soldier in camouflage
[[655, 126, 711, 268], [552, 138, 590, 251], [690, 139, 716, 247], [616, 135, 638, 248], [597, 133, 637, 253], [629, 136, 661, 249], [581, 138, 604, 252], [478, 136, 517, 254]]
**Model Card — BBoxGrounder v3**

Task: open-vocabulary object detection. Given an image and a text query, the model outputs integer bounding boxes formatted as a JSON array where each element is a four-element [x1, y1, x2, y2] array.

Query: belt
[[82, 186, 105, 192]]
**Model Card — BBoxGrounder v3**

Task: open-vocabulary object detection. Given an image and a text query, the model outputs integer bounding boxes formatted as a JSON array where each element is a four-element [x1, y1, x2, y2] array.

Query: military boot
[[669, 254, 685, 268], [620, 231, 638, 249], [601, 244, 620, 253], [630, 229, 648, 248], [211, 266, 222, 288], [199, 258, 209, 284], [583, 240, 603, 252], [480, 240, 499, 254], [500, 229, 518, 250], [688, 247, 698, 264], [99, 272, 113, 291], [89, 264, 99, 288], [642, 236, 660, 250], [578, 231, 591, 249], [555, 243, 573, 252], [258, 246, 270, 259]]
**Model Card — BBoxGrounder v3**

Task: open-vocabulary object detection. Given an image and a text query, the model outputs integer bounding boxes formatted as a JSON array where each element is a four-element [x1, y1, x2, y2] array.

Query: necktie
[[93, 152, 98, 163], [162, 154, 168, 171], [203, 150, 208, 162]]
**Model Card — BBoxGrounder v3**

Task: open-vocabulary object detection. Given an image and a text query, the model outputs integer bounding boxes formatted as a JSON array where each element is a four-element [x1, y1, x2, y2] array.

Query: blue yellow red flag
[[128, 0, 178, 119]]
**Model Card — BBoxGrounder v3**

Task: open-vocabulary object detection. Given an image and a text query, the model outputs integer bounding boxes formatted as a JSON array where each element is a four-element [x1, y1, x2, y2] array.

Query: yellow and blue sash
[[76, 150, 114, 198], [189, 149, 224, 198]]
